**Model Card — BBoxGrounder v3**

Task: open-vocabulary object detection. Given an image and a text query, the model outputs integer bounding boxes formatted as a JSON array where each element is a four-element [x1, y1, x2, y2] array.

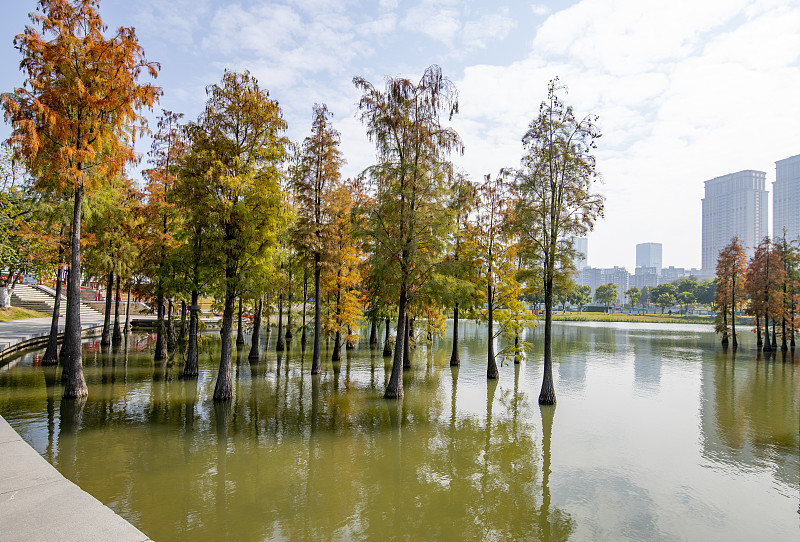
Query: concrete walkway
[[0, 315, 154, 540], [0, 415, 151, 541]]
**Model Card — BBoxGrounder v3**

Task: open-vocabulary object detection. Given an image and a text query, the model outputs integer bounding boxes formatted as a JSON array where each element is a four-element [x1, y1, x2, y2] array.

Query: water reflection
[[0, 322, 796, 540]]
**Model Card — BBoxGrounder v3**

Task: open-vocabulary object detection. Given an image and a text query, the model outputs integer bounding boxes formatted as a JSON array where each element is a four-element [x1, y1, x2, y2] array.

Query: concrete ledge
[[0, 325, 103, 365], [0, 416, 151, 542]]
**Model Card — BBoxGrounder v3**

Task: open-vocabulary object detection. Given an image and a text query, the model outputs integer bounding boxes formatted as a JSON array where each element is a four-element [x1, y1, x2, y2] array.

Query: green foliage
[[650, 283, 677, 313], [594, 283, 617, 309]]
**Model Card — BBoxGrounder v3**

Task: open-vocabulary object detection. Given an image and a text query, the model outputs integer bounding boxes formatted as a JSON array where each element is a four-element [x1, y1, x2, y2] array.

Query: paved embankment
[[0, 415, 151, 541], [0, 314, 108, 362], [0, 315, 156, 540]]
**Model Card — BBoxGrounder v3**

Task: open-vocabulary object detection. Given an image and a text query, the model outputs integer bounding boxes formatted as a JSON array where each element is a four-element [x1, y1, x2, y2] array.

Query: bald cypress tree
[[2, 0, 160, 398]]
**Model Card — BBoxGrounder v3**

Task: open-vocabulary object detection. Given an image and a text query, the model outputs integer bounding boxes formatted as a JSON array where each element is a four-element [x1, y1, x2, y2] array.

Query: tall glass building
[[701, 170, 768, 273], [773, 154, 800, 244]]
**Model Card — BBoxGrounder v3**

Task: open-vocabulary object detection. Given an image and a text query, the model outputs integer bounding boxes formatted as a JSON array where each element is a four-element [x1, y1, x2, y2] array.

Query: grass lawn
[[546, 310, 717, 325], [0, 307, 52, 321]]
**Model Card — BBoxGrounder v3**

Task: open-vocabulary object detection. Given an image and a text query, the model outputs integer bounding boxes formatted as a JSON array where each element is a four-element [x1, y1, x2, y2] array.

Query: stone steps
[[10, 284, 103, 319]]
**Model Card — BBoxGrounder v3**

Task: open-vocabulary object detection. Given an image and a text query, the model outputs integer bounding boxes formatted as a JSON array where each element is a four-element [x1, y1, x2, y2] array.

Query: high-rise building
[[701, 170, 768, 272], [635, 243, 662, 273], [774, 154, 800, 243], [571, 237, 588, 270]]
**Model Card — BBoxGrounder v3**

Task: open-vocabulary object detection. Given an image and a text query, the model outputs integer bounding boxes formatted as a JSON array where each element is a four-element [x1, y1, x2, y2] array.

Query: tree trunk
[[403, 314, 411, 369], [42, 255, 64, 365], [167, 298, 175, 353], [286, 291, 293, 339], [154, 284, 167, 361], [450, 303, 460, 366], [100, 269, 113, 346], [781, 285, 787, 351], [184, 290, 199, 377], [720, 307, 728, 347], [383, 317, 392, 357], [385, 280, 407, 399], [213, 271, 237, 401], [755, 315, 762, 347], [276, 294, 285, 351], [763, 313, 772, 352], [539, 273, 556, 405], [301, 272, 308, 346], [236, 297, 245, 346], [179, 299, 187, 343], [112, 274, 122, 344], [62, 182, 87, 398], [249, 298, 263, 360], [311, 254, 322, 374], [771, 320, 777, 349], [124, 283, 132, 333], [346, 325, 355, 350], [332, 330, 341, 361], [730, 275, 737, 348], [369, 317, 378, 346], [487, 282, 499, 379]]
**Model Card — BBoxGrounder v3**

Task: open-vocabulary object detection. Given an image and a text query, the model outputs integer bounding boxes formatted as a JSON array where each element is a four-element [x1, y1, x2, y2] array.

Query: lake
[[0, 320, 797, 540]]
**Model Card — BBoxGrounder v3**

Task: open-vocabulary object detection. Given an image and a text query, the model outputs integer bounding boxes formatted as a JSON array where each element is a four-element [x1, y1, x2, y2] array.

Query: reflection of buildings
[[632, 335, 661, 394]]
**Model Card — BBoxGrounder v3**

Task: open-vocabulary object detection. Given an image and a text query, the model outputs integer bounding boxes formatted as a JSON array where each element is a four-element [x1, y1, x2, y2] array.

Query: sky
[[1, 0, 799, 271]]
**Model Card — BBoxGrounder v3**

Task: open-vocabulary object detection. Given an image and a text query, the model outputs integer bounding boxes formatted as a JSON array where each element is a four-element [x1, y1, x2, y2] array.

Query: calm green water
[[0, 321, 798, 541]]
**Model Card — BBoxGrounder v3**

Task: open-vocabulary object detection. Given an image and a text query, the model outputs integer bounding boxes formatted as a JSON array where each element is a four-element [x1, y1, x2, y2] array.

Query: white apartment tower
[[773, 154, 800, 243], [701, 170, 768, 273]]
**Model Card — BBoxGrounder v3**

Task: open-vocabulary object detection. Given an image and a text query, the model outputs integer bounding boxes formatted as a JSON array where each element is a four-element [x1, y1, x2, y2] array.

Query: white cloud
[[451, 0, 800, 268], [462, 9, 516, 50], [402, 3, 461, 46]]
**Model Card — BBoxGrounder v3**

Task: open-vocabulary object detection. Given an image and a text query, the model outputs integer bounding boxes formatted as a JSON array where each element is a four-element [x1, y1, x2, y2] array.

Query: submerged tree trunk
[[276, 294, 285, 351], [236, 297, 245, 346], [403, 314, 411, 370], [167, 298, 175, 353], [154, 284, 167, 361], [213, 271, 237, 401], [301, 271, 308, 346], [369, 317, 378, 346], [42, 255, 64, 365], [730, 275, 737, 349], [755, 314, 762, 347], [184, 290, 200, 377], [249, 298, 263, 360], [771, 320, 777, 350], [332, 329, 341, 362], [101, 270, 113, 346], [720, 308, 729, 347], [311, 254, 322, 374], [539, 273, 556, 405], [286, 290, 294, 339], [383, 317, 392, 357], [450, 303, 460, 366], [62, 181, 87, 398], [124, 283, 132, 333], [385, 280, 407, 399], [112, 275, 122, 344], [487, 282, 499, 379], [179, 299, 188, 343]]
